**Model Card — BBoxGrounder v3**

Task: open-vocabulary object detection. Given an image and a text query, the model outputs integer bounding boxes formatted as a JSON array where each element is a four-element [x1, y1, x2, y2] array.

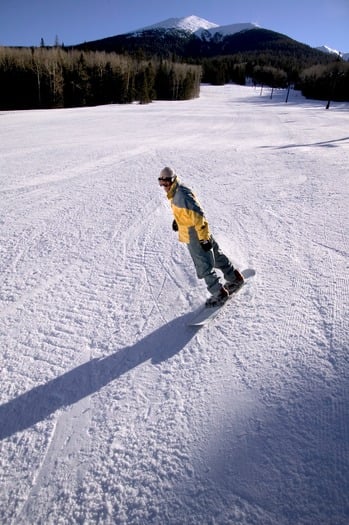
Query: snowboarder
[[158, 166, 244, 306]]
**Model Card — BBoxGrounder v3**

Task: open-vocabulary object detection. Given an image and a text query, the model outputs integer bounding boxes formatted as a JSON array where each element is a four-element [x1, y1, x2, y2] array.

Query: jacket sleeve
[[182, 189, 210, 241], [191, 208, 210, 241]]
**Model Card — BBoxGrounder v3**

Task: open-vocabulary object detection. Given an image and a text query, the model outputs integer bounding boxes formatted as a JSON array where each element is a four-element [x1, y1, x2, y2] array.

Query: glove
[[200, 239, 212, 252], [172, 220, 178, 232]]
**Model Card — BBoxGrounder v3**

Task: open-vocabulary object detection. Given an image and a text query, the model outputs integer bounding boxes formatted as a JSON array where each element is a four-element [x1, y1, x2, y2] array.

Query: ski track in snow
[[0, 85, 348, 524]]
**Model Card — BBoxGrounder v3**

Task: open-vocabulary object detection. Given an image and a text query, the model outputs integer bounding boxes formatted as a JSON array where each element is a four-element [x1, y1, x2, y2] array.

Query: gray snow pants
[[187, 232, 236, 296]]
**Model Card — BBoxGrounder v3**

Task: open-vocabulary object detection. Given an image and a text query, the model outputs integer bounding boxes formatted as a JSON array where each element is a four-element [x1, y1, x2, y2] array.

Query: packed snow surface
[[0, 85, 348, 524]]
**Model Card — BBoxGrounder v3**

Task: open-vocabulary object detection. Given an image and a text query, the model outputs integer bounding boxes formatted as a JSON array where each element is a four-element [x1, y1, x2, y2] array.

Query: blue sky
[[1, 0, 348, 52]]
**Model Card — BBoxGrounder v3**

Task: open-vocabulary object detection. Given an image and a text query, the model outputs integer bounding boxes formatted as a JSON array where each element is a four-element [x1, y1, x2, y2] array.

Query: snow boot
[[225, 269, 245, 294], [205, 286, 229, 308]]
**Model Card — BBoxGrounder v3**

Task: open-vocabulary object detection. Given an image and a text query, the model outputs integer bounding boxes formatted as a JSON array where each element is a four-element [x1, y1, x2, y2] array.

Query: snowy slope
[[0, 85, 348, 524]]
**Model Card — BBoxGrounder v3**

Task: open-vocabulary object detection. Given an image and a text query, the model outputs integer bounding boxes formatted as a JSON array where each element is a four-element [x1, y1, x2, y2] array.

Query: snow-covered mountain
[[131, 15, 347, 58], [131, 15, 259, 38], [131, 15, 218, 34], [317, 45, 349, 61], [317, 44, 340, 55]]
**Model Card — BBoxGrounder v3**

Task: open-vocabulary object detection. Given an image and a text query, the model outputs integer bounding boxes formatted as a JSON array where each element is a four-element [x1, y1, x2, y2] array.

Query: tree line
[[0, 47, 202, 110], [201, 53, 349, 103], [1, 44, 347, 110], [299, 61, 349, 103]]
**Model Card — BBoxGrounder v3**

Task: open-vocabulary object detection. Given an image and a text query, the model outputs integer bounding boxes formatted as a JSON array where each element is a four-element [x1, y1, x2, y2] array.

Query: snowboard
[[188, 268, 256, 327]]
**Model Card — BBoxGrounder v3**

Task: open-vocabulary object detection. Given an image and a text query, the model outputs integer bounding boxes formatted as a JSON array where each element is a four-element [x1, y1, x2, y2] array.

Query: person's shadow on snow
[[0, 313, 200, 440]]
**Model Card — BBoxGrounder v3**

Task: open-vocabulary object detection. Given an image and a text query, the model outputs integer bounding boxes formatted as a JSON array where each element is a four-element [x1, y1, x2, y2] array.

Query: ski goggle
[[158, 177, 173, 187]]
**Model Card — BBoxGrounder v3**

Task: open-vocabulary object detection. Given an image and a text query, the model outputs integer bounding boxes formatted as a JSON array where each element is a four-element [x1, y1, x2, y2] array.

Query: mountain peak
[[131, 15, 218, 35], [316, 45, 349, 61], [317, 45, 340, 55], [129, 16, 260, 39]]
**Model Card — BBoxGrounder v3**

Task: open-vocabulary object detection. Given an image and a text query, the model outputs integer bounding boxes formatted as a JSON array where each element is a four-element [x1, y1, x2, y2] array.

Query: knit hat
[[159, 166, 176, 182]]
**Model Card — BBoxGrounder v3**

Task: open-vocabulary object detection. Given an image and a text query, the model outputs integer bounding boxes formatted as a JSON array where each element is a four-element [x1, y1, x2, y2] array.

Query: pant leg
[[211, 236, 236, 282], [187, 234, 222, 295]]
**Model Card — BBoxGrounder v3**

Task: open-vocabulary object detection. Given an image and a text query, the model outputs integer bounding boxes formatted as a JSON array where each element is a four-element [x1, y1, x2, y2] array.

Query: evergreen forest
[[0, 47, 201, 110]]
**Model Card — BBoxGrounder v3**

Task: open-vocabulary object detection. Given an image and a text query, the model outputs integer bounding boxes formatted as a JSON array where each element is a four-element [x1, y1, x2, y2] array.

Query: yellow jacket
[[167, 179, 211, 243]]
